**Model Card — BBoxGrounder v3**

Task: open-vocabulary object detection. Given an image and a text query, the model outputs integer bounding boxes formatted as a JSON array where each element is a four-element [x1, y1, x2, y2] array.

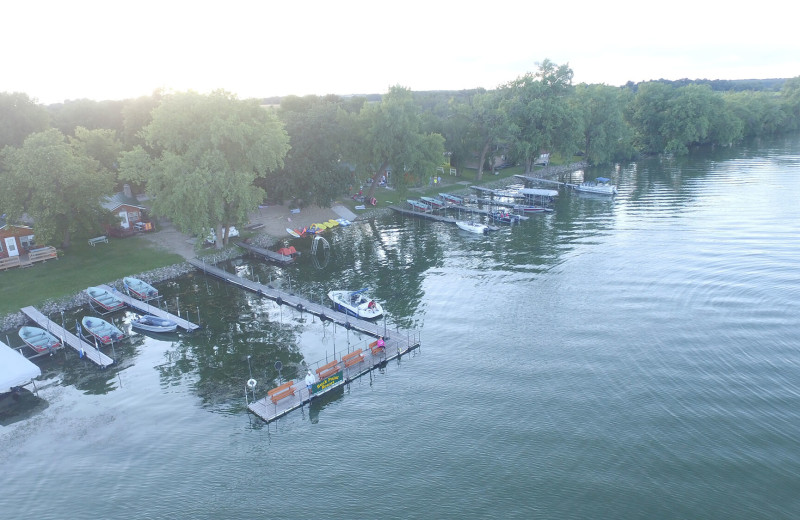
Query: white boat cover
[[0, 341, 41, 393]]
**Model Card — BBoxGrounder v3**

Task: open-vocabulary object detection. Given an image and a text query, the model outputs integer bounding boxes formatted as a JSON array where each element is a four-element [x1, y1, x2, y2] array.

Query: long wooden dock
[[390, 205, 503, 230], [97, 284, 200, 332], [247, 339, 419, 423], [235, 241, 296, 265], [20, 306, 114, 367], [187, 258, 420, 342]]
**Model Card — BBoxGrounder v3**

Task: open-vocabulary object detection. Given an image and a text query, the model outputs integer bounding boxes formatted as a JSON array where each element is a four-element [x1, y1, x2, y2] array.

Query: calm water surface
[[2, 135, 800, 519]]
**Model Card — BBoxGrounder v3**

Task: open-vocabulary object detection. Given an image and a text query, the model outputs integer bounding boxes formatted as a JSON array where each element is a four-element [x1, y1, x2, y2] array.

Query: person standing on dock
[[305, 370, 316, 396]]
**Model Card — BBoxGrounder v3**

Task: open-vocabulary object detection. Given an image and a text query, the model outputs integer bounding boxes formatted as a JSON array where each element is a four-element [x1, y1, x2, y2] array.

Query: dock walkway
[[98, 284, 200, 332], [20, 307, 114, 367], [187, 259, 420, 342], [389, 205, 503, 230]]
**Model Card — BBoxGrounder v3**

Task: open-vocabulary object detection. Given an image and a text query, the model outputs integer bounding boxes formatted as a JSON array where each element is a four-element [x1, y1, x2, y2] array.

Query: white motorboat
[[456, 220, 489, 234], [328, 289, 383, 319], [574, 177, 618, 195]]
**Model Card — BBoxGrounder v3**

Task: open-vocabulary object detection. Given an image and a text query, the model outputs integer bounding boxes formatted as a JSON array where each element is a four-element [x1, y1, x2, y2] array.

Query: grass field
[[0, 235, 183, 317]]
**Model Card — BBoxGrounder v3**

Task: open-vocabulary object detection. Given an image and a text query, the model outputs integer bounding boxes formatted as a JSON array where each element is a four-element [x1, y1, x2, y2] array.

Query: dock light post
[[275, 360, 283, 384], [247, 355, 253, 380]]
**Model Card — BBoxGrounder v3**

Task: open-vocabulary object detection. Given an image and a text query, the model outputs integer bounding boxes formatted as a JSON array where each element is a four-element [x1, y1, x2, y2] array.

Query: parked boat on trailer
[[86, 286, 125, 312]]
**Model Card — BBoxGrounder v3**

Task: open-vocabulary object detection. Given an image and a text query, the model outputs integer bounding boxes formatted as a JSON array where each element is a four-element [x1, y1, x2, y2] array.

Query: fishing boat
[[80, 316, 125, 345], [438, 193, 463, 205], [456, 220, 489, 234], [18, 326, 61, 353], [130, 315, 178, 333], [123, 277, 159, 300], [86, 286, 125, 312], [420, 196, 446, 209], [327, 288, 384, 319], [406, 199, 430, 212], [490, 210, 522, 224], [573, 177, 618, 195]]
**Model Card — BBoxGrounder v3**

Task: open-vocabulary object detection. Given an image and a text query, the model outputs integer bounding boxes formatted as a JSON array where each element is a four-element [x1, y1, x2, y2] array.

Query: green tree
[[276, 95, 354, 207], [627, 81, 676, 154], [48, 98, 125, 136], [500, 60, 580, 172], [0, 129, 113, 248], [0, 92, 50, 149], [69, 126, 124, 180], [572, 84, 634, 165], [120, 90, 289, 248], [780, 76, 800, 132], [357, 85, 445, 199], [456, 89, 505, 181]]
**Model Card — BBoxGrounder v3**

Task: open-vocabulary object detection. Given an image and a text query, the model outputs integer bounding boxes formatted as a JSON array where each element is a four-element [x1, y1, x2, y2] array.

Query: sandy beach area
[[140, 204, 349, 260]]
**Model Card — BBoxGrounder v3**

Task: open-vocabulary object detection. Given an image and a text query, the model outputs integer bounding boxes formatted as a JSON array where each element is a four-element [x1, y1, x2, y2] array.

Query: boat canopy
[[596, 177, 611, 183], [520, 188, 559, 197], [1, 342, 41, 393]]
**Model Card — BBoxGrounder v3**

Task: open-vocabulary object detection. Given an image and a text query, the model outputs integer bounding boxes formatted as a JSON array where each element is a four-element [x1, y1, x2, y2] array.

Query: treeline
[[1, 61, 799, 249]]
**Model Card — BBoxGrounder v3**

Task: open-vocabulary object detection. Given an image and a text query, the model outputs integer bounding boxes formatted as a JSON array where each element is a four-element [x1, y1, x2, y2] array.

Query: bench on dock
[[88, 236, 108, 246], [342, 349, 364, 368], [369, 340, 386, 356], [268, 380, 295, 404], [316, 360, 340, 380]]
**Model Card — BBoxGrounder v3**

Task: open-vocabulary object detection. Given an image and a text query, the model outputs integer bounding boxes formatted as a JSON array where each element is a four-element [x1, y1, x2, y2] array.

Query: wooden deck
[[389, 206, 502, 230], [247, 339, 419, 423], [20, 307, 114, 367], [235, 241, 295, 265], [97, 284, 200, 332]]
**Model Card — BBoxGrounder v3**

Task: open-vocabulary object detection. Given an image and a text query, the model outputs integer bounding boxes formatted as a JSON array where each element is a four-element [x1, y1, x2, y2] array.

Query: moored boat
[[86, 286, 125, 312], [573, 177, 618, 195], [123, 277, 159, 300], [131, 315, 178, 333], [406, 199, 430, 212], [80, 316, 125, 345], [18, 326, 62, 353], [420, 196, 446, 209], [327, 289, 384, 319], [455, 220, 489, 234], [438, 193, 463, 205]]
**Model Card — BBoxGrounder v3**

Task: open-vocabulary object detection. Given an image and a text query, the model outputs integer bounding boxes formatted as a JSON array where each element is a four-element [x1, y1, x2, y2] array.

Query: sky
[[4, 0, 798, 105]]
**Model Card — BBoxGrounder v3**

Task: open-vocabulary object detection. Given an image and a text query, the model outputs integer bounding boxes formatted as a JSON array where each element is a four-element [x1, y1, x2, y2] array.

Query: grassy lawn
[[0, 236, 183, 317]]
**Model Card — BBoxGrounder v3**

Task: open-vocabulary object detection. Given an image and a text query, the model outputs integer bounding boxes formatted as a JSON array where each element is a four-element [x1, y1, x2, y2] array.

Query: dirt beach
[[140, 204, 348, 260]]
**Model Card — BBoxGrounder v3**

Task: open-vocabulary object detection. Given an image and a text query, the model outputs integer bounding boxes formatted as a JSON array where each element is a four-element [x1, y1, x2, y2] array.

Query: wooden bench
[[342, 349, 364, 368], [268, 380, 295, 404], [316, 360, 340, 380], [88, 236, 108, 246], [0, 256, 21, 270], [28, 246, 57, 263], [369, 340, 386, 356]]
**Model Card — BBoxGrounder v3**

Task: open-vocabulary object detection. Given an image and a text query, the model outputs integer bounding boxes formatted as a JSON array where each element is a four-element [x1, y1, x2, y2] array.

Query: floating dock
[[247, 339, 419, 423], [390, 205, 503, 230], [235, 241, 296, 265], [20, 307, 114, 367], [98, 284, 200, 332]]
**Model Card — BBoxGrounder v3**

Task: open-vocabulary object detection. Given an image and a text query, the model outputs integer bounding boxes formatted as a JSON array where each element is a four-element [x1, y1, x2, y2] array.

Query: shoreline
[[0, 163, 584, 333]]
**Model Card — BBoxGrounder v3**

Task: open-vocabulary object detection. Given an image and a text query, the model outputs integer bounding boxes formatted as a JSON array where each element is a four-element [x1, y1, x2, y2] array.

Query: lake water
[[3, 134, 800, 519]]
